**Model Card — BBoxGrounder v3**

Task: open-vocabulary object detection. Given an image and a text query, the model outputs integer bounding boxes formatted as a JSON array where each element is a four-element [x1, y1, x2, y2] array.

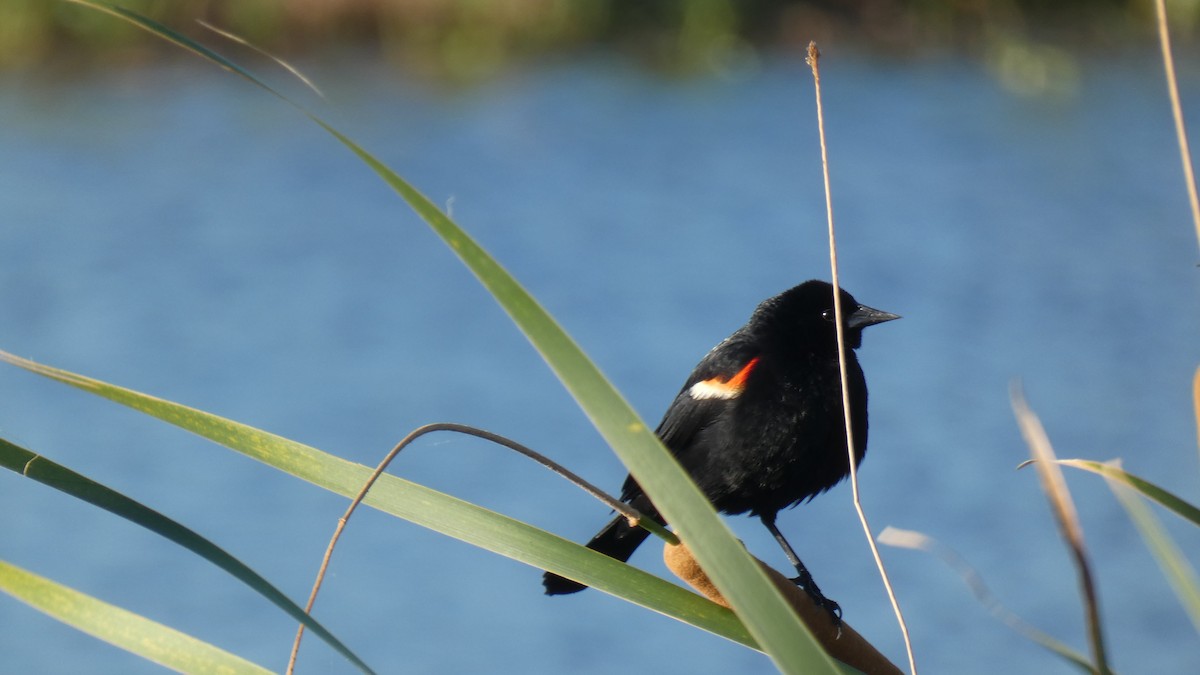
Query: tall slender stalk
[[1153, 0, 1200, 252], [1011, 388, 1111, 675], [807, 42, 917, 675]]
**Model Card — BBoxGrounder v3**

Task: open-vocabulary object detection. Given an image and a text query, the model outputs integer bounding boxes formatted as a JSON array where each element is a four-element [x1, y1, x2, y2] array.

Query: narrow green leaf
[[0, 559, 272, 674], [1010, 625, 1098, 673], [63, 0, 286, 98], [0, 349, 756, 649], [1058, 459, 1200, 527], [0, 436, 375, 674], [1100, 463, 1200, 634]]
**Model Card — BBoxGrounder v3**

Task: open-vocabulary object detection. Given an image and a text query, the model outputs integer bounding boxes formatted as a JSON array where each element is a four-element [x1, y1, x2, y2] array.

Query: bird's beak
[[848, 304, 900, 329]]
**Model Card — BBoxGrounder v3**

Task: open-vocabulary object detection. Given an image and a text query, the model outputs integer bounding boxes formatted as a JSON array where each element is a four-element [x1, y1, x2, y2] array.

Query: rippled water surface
[[2, 49, 1199, 673]]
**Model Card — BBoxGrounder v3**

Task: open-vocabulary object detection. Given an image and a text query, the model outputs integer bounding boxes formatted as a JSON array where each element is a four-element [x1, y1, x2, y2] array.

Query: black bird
[[542, 280, 898, 618]]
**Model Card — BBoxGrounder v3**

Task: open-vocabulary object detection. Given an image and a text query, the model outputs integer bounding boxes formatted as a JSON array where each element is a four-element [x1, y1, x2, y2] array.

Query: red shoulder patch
[[688, 357, 760, 400]]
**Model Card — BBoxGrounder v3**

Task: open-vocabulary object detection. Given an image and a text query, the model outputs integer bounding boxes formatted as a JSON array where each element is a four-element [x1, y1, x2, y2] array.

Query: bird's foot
[[789, 572, 842, 629]]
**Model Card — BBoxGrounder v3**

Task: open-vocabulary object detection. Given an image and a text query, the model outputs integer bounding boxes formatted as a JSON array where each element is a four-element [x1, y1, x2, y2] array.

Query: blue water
[[1, 48, 1199, 674]]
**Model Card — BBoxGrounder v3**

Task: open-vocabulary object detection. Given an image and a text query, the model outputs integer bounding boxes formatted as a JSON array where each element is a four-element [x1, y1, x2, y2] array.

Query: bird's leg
[[760, 514, 842, 626]]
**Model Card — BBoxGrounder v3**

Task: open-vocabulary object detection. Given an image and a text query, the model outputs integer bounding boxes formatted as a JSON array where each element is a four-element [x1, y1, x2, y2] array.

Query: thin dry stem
[[1010, 386, 1111, 675], [285, 423, 672, 674], [878, 527, 1092, 667], [1153, 0, 1200, 252], [807, 41, 917, 675], [1193, 366, 1200, 459]]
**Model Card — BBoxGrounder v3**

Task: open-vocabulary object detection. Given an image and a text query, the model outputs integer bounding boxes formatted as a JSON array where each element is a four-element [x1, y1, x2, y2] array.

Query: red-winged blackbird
[[542, 280, 898, 619]]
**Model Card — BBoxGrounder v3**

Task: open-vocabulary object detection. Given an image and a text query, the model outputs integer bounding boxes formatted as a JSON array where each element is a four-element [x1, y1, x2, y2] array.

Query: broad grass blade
[[0, 349, 755, 649], [0, 559, 272, 674], [0, 436, 375, 674]]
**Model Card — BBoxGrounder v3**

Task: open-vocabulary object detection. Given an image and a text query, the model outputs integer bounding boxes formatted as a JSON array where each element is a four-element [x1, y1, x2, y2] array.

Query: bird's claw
[[789, 574, 842, 628]]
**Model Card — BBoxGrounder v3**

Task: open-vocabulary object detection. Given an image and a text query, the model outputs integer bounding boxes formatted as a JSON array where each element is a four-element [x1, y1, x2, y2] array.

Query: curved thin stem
[[285, 423, 675, 674]]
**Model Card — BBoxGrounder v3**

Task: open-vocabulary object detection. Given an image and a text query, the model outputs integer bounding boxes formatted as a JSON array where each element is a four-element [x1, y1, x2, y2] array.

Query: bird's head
[[754, 279, 899, 351]]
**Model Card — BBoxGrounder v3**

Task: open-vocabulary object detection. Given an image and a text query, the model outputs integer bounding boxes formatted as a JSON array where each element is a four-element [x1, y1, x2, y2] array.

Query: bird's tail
[[542, 497, 658, 595]]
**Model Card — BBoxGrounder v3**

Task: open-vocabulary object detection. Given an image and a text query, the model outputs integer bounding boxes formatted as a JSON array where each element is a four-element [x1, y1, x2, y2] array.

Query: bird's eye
[[821, 309, 835, 322]]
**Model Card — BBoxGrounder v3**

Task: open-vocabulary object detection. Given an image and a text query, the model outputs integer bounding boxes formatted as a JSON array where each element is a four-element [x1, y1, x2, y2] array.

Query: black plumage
[[542, 280, 898, 618]]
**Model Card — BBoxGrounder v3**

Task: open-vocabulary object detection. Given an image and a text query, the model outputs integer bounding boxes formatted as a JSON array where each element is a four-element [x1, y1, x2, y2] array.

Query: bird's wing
[[619, 335, 760, 502]]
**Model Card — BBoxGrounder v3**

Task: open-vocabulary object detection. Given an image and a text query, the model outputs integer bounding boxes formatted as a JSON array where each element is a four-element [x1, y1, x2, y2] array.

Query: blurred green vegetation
[[3, 0, 1199, 79]]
